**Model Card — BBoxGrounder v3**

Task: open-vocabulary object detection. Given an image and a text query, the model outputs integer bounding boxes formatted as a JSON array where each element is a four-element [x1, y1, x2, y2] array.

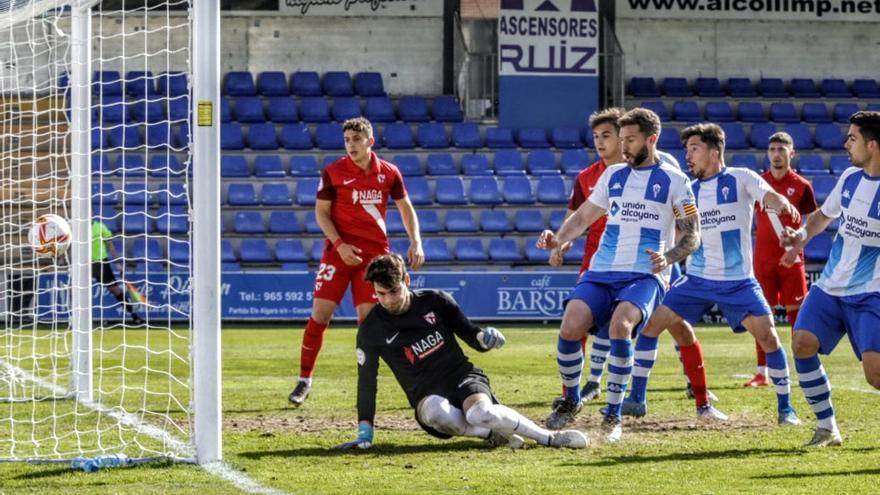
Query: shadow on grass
[[238, 440, 491, 459], [565, 447, 809, 467], [755, 467, 880, 479]]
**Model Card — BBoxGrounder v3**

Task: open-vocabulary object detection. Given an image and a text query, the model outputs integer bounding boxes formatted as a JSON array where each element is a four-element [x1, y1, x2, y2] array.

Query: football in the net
[[28, 214, 72, 257]]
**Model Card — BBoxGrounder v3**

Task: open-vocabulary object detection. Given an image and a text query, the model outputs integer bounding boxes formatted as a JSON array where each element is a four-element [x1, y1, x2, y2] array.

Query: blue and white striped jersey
[[815, 167, 880, 296], [587, 161, 696, 286], [687, 167, 772, 280]]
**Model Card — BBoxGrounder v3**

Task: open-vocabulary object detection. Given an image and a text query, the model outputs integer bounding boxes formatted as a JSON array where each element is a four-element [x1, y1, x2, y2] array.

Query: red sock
[[580, 336, 587, 354], [299, 318, 328, 379], [680, 341, 709, 407], [786, 309, 799, 329], [755, 340, 767, 369]]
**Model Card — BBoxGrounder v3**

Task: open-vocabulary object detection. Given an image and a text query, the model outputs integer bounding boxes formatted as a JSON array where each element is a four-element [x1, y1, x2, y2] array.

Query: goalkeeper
[[91, 219, 143, 325], [337, 253, 587, 450]]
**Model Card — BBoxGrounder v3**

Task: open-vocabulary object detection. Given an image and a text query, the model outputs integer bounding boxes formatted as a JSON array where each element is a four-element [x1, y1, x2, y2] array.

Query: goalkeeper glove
[[335, 421, 374, 450], [477, 327, 506, 350]]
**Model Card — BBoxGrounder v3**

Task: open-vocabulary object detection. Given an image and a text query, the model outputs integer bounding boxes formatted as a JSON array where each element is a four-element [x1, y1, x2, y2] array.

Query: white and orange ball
[[28, 214, 71, 257]]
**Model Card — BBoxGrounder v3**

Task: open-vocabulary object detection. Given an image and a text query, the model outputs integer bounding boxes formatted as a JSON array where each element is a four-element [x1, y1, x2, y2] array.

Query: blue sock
[[588, 335, 610, 384], [557, 337, 583, 402], [795, 355, 837, 431], [629, 335, 659, 404], [605, 339, 633, 417], [765, 347, 792, 413]]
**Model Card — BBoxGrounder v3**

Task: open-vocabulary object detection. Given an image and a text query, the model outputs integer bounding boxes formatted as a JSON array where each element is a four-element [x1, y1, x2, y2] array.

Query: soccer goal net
[[0, 0, 220, 465]]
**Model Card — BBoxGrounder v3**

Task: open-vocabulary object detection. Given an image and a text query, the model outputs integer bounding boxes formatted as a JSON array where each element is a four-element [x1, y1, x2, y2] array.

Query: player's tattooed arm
[[664, 214, 701, 264]]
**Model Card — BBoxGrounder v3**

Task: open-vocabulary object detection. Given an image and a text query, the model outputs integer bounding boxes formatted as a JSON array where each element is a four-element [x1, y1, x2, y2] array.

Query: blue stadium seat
[[869, 103, 880, 112], [291, 71, 321, 96], [386, 238, 407, 258], [563, 239, 586, 263], [640, 101, 669, 122], [418, 123, 449, 148], [235, 211, 265, 234], [445, 210, 478, 233], [729, 154, 759, 171], [727, 77, 756, 97], [132, 238, 163, 261], [125, 71, 157, 98], [770, 102, 799, 123], [121, 208, 150, 235], [108, 125, 141, 149], [480, 210, 512, 233], [294, 179, 318, 206], [92, 155, 114, 175], [97, 96, 128, 123], [383, 122, 415, 149], [176, 122, 190, 149], [811, 176, 836, 204], [802, 102, 832, 123], [156, 206, 188, 235], [705, 102, 734, 122], [386, 210, 405, 234], [549, 210, 566, 230], [267, 96, 298, 122], [821, 78, 851, 98], [737, 102, 767, 123], [122, 182, 149, 206], [721, 122, 749, 150], [417, 210, 441, 233], [261, 183, 292, 206], [815, 124, 844, 150], [833, 103, 860, 123], [118, 154, 147, 177], [658, 127, 682, 149], [281, 123, 313, 149], [469, 177, 503, 205], [311, 240, 325, 261], [233, 96, 265, 123], [804, 232, 833, 262], [225, 71, 256, 96], [276, 240, 309, 263], [221, 123, 244, 150], [431, 95, 463, 122], [168, 95, 188, 121], [354, 72, 385, 96], [797, 154, 827, 175], [426, 153, 456, 175], [332, 96, 361, 121], [461, 154, 492, 176], [695, 77, 724, 97], [405, 177, 432, 205], [435, 177, 467, 205], [221, 97, 232, 122], [493, 149, 526, 176], [323, 71, 353, 96], [247, 123, 279, 150], [790, 78, 820, 98], [853, 79, 880, 98], [257, 71, 288, 96], [364, 96, 396, 123], [489, 239, 522, 262], [525, 236, 548, 262], [514, 210, 545, 232], [93, 70, 123, 96], [749, 123, 777, 149], [393, 155, 423, 176], [662, 77, 692, 97], [221, 240, 237, 262], [561, 149, 591, 176], [254, 155, 285, 177], [158, 71, 187, 97], [486, 127, 516, 148], [300, 96, 331, 123], [829, 155, 851, 175], [155, 183, 187, 206], [784, 123, 814, 149], [526, 150, 558, 175], [268, 211, 302, 234], [424, 238, 452, 262], [240, 239, 273, 263], [758, 78, 788, 98], [672, 101, 701, 122], [536, 176, 568, 204], [303, 211, 321, 233], [455, 238, 487, 262], [399, 96, 430, 122], [130, 99, 164, 123], [315, 123, 344, 150], [452, 123, 482, 149], [552, 127, 582, 148], [149, 155, 185, 177], [503, 176, 534, 204], [286, 156, 318, 178], [517, 128, 550, 148], [629, 77, 660, 97], [145, 122, 173, 149]]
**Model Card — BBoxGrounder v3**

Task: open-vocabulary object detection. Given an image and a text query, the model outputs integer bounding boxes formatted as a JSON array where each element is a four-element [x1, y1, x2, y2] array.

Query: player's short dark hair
[[589, 107, 625, 131], [768, 132, 794, 147], [681, 123, 726, 155], [364, 253, 407, 288], [850, 111, 880, 146], [343, 117, 373, 139], [618, 108, 661, 137]]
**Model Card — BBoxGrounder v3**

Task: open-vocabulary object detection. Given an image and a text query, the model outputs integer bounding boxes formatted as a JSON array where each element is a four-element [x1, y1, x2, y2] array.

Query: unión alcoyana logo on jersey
[[423, 311, 436, 325]]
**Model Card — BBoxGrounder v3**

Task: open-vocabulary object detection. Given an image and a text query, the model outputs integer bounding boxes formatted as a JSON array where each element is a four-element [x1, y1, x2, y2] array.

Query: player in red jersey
[[745, 132, 817, 387], [288, 117, 425, 407]]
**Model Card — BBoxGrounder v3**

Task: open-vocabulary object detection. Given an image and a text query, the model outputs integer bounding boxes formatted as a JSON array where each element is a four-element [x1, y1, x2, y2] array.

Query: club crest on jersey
[[652, 183, 661, 198], [721, 186, 730, 201], [423, 311, 436, 325], [377, 173, 385, 183], [787, 187, 795, 196], [405, 330, 445, 362]]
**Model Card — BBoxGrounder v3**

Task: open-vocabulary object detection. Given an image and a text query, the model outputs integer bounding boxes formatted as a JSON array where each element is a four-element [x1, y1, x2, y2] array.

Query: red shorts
[[313, 245, 386, 307], [753, 258, 808, 307]]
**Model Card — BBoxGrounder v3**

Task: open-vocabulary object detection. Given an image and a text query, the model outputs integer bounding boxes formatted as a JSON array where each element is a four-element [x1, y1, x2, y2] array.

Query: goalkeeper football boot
[[545, 397, 582, 430], [549, 430, 589, 449], [805, 427, 842, 448], [287, 380, 311, 407]]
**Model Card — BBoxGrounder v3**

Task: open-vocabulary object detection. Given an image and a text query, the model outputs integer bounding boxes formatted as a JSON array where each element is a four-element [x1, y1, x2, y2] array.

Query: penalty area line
[[202, 461, 290, 495]]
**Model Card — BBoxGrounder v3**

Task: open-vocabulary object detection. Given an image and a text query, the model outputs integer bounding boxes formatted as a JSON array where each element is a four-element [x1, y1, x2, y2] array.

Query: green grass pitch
[[1, 324, 878, 494]]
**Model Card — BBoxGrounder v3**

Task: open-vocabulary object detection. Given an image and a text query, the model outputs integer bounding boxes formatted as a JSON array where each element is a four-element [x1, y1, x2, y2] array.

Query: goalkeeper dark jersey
[[356, 289, 487, 423]]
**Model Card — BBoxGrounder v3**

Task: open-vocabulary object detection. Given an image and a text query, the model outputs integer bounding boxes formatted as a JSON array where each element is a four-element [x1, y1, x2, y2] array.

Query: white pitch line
[[202, 461, 290, 495]]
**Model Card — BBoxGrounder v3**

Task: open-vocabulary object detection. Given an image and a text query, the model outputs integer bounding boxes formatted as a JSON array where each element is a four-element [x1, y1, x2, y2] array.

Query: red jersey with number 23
[[753, 168, 817, 264], [568, 159, 609, 273], [316, 152, 407, 254]]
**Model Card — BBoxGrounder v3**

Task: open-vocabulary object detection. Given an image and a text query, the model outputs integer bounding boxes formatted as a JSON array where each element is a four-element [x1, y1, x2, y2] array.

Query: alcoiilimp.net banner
[[619, 0, 880, 22], [279, 0, 442, 16]]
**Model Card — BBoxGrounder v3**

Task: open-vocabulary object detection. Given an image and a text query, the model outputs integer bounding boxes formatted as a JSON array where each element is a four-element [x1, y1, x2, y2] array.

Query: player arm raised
[[315, 198, 363, 266], [437, 291, 505, 352], [394, 196, 425, 270], [337, 336, 380, 450]]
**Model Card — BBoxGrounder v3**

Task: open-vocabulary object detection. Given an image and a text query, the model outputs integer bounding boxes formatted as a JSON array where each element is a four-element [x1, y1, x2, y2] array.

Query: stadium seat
[[234, 211, 265, 234], [790, 78, 820, 98], [364, 96, 396, 123], [150, 155, 184, 177], [493, 149, 526, 176], [145, 122, 173, 149], [221, 123, 245, 150], [132, 238, 163, 261], [640, 101, 669, 122], [560, 149, 590, 176], [176, 122, 191, 149], [247, 123, 279, 150], [155, 183, 187, 206], [662, 77, 692, 97], [125, 70, 157, 98], [695, 77, 725, 97], [240, 239, 273, 263], [461, 154, 492, 176], [267, 96, 298, 122], [489, 239, 521, 262], [260, 183, 292, 206], [833, 103, 860, 123], [158, 71, 187, 97], [705, 102, 734, 122], [417, 210, 441, 233], [721, 122, 749, 150], [770, 103, 799, 123], [310, 240, 325, 261], [294, 178, 319, 206], [225, 71, 256, 96], [426, 153, 456, 175], [551, 127, 582, 148], [118, 154, 148, 177], [485, 127, 516, 148], [233, 96, 265, 123], [281, 123, 313, 150], [303, 211, 321, 233], [563, 239, 586, 263], [452, 122, 483, 149], [869, 103, 880, 112], [418, 123, 449, 148], [727, 77, 756, 97], [93, 70, 123, 96], [796, 154, 827, 175], [821, 78, 851, 98], [829, 155, 851, 175], [435, 177, 467, 205], [254, 155, 285, 177], [431, 95, 463, 122], [424, 238, 452, 262], [323, 71, 353, 96], [527, 150, 558, 176], [268, 211, 302, 234], [737, 102, 767, 123], [815, 124, 844, 150], [549, 210, 566, 230], [121, 208, 150, 235], [399, 96, 430, 122], [257, 71, 288, 96], [811, 176, 836, 204], [514, 210, 545, 232], [758, 78, 788, 98], [168, 95, 188, 121], [221, 97, 232, 122], [629, 77, 660, 97], [300, 96, 331, 123], [853, 79, 880, 98], [503, 176, 535, 204], [383, 122, 416, 149], [156, 206, 188, 235], [784, 123, 814, 149], [108, 125, 141, 149], [802, 102, 832, 123], [455, 238, 487, 261], [517, 128, 550, 148], [445, 210, 477, 232], [354, 72, 385, 96], [469, 177, 503, 205], [729, 153, 759, 171], [672, 101, 701, 122], [804, 232, 833, 262], [276, 240, 309, 263], [749, 123, 777, 149], [386, 210, 405, 234], [658, 127, 682, 149], [315, 123, 344, 150], [525, 236, 548, 262], [536, 176, 568, 204], [332, 96, 361, 121], [393, 154, 423, 176], [122, 182, 149, 206], [130, 99, 164, 123], [405, 177, 432, 205], [480, 210, 512, 233], [92, 154, 114, 175], [291, 71, 321, 96], [221, 239, 237, 262]]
